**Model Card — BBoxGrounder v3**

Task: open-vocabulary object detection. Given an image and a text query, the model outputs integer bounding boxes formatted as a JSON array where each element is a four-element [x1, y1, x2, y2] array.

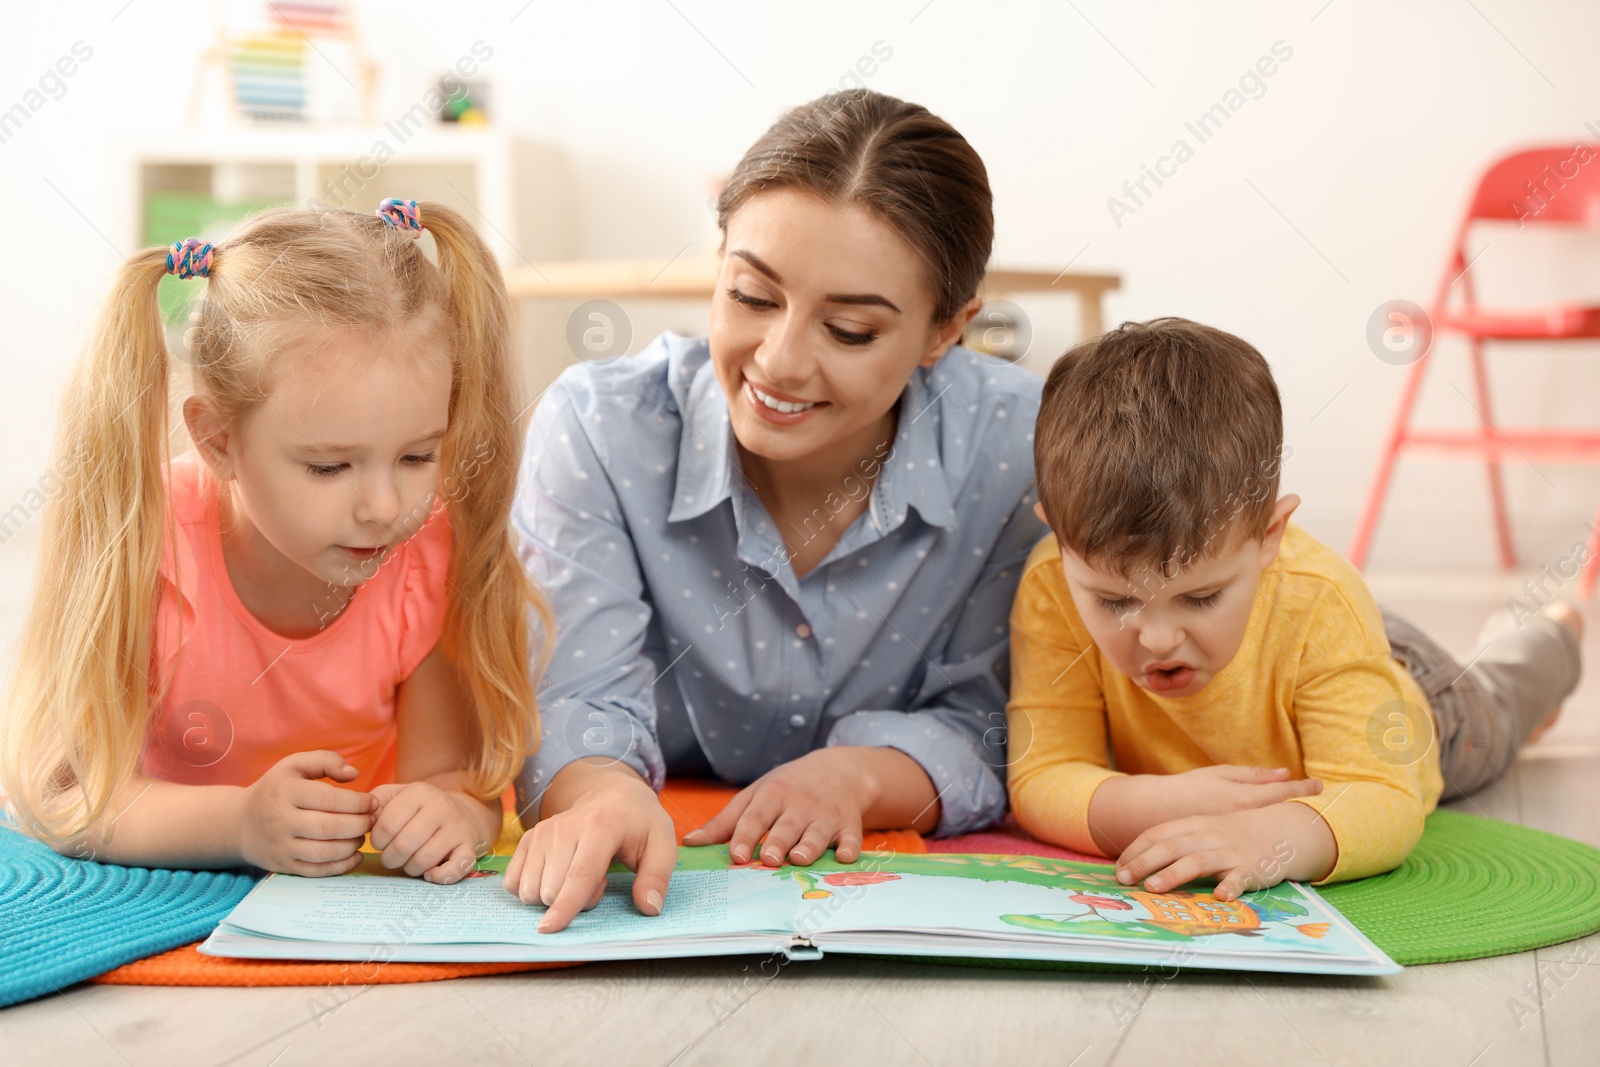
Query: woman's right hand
[[237, 751, 378, 876], [502, 759, 677, 933]]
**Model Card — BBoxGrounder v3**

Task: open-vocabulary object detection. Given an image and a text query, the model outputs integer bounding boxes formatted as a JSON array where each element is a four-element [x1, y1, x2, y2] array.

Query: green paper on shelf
[[143, 192, 287, 326]]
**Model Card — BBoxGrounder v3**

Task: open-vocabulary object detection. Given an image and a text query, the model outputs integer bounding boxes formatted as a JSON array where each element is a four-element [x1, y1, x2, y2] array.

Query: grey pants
[[1382, 606, 1582, 800]]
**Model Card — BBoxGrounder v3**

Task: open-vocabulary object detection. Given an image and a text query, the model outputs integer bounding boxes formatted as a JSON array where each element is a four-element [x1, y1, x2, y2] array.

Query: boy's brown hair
[[1034, 317, 1286, 583]]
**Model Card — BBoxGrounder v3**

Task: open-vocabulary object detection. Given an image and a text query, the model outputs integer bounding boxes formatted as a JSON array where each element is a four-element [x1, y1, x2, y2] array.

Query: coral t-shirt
[[139, 451, 451, 792]]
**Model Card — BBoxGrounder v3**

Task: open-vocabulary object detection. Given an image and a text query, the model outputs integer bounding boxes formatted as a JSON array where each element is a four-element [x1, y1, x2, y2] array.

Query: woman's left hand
[[683, 747, 878, 867], [369, 781, 494, 883]]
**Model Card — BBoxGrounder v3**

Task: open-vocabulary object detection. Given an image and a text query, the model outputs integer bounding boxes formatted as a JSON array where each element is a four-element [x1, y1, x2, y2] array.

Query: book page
[[760, 852, 1385, 966], [221, 850, 796, 948]]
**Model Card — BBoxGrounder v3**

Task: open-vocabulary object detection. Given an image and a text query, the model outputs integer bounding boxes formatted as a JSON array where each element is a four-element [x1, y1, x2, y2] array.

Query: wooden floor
[[2, 569, 1598, 1066]]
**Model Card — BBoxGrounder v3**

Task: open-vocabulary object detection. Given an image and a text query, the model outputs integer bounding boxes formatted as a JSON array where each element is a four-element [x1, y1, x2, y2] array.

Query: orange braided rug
[[90, 780, 925, 987]]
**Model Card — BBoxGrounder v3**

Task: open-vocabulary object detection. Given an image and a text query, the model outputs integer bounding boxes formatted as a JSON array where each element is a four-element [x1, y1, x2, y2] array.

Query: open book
[[202, 846, 1399, 976]]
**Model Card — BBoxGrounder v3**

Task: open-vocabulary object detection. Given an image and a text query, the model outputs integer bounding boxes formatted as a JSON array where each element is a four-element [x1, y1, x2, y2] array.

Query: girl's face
[[192, 326, 452, 590], [708, 188, 972, 466]]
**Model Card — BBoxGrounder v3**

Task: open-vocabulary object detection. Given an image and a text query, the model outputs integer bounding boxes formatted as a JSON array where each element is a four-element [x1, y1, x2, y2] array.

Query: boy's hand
[[1087, 766, 1323, 855], [503, 762, 677, 933], [1115, 802, 1338, 901], [369, 781, 490, 884], [682, 747, 877, 867], [1168, 765, 1324, 814], [238, 751, 376, 877]]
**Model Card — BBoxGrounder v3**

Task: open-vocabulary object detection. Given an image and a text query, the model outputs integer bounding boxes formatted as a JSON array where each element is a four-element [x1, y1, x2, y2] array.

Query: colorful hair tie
[[165, 237, 213, 279], [377, 198, 422, 236]]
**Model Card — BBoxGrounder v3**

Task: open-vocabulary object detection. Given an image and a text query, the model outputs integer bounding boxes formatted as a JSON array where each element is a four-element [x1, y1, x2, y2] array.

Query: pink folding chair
[[1349, 145, 1600, 597]]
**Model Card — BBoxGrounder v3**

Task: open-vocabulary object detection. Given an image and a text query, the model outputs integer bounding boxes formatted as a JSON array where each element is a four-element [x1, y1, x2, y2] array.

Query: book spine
[[785, 937, 823, 961]]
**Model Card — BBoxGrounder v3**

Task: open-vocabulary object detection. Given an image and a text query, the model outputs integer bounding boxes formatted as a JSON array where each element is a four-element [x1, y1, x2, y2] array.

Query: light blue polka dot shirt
[[512, 332, 1044, 835]]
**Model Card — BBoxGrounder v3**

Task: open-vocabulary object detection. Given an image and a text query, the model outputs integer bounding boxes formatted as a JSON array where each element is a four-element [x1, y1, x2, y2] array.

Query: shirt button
[[788, 713, 806, 728], [795, 624, 812, 639]]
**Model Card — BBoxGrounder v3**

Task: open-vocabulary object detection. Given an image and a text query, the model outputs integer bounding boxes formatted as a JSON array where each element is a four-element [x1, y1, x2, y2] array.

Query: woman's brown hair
[[716, 88, 993, 325]]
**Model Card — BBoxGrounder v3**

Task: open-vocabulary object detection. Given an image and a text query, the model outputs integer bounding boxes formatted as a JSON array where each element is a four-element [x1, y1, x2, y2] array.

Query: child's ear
[[921, 295, 984, 368], [1257, 493, 1301, 568], [1033, 501, 1051, 529], [183, 395, 238, 482]]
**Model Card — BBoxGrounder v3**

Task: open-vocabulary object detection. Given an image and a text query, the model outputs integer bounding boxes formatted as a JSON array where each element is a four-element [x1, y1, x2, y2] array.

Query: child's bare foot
[[1543, 599, 1584, 641], [1528, 601, 1583, 742]]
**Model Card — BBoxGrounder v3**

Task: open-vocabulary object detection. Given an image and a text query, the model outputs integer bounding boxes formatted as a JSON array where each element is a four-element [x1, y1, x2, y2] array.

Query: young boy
[[1006, 317, 1583, 898]]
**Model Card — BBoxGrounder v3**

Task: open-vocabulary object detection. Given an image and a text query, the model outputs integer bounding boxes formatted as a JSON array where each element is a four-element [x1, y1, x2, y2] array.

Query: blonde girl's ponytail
[[0, 241, 195, 840], [407, 201, 550, 800]]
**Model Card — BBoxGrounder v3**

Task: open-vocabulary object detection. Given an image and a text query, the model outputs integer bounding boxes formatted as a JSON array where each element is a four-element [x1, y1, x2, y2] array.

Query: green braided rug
[[916, 809, 1600, 974], [1318, 808, 1600, 965]]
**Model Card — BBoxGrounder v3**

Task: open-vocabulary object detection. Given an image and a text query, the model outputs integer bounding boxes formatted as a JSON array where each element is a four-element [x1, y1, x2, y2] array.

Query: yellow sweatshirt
[[1006, 523, 1443, 884]]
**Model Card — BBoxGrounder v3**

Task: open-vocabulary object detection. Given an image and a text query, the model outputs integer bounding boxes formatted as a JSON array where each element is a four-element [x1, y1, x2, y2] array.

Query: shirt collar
[[872, 366, 958, 533], [667, 356, 739, 524]]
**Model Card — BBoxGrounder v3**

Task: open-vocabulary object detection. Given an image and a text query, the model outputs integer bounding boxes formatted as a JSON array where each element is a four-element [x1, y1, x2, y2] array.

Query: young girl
[[0, 198, 548, 884]]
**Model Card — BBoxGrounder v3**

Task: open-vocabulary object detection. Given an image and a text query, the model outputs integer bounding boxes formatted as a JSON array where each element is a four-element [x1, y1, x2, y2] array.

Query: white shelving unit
[[121, 126, 571, 268]]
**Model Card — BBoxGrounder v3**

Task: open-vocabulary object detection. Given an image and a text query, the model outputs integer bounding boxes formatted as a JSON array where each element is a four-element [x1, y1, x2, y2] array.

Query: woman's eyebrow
[[825, 292, 901, 313], [730, 249, 782, 281], [729, 249, 902, 313]]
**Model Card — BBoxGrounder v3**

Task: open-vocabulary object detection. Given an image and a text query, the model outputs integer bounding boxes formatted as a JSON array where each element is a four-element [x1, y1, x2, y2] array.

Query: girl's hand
[[682, 747, 877, 868], [368, 781, 491, 884], [503, 761, 677, 934], [238, 751, 377, 876], [1114, 803, 1338, 901]]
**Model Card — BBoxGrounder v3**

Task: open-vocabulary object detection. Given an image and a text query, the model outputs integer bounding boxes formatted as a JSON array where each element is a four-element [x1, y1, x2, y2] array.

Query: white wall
[[2, 0, 1597, 572]]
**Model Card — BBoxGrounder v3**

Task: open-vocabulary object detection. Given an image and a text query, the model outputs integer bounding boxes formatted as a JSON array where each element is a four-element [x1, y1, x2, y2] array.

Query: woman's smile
[[743, 377, 829, 424]]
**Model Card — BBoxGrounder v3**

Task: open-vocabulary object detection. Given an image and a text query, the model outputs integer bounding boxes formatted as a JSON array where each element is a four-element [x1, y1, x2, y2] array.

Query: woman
[[505, 89, 1044, 931]]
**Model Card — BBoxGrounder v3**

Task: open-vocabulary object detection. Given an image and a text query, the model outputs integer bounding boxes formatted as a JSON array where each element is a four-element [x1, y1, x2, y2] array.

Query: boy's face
[[1043, 495, 1299, 699]]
